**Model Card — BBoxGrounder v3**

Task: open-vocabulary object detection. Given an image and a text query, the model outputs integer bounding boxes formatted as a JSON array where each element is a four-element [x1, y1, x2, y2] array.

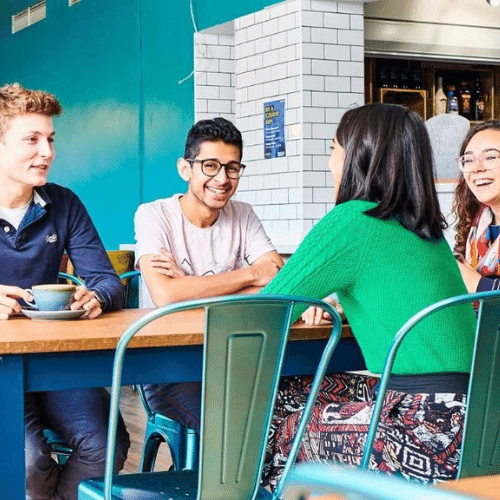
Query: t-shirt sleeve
[[134, 203, 172, 268], [243, 205, 276, 264]]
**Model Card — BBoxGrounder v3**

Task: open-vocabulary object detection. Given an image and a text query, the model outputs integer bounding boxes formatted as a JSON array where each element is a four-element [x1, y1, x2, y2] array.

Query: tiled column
[[234, 0, 365, 251]]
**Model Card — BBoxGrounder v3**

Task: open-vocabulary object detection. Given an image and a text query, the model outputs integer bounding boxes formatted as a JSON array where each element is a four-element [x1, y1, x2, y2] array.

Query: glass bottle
[[410, 61, 422, 89], [471, 79, 485, 121], [389, 62, 399, 88], [435, 77, 447, 115], [378, 60, 389, 88], [459, 81, 471, 119], [400, 61, 410, 89], [446, 86, 459, 114]]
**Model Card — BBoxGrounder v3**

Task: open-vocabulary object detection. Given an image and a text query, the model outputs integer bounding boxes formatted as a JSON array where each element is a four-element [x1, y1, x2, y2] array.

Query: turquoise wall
[[0, 0, 277, 248]]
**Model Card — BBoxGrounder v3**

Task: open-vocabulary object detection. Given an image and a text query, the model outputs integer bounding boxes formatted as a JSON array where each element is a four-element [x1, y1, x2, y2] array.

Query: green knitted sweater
[[261, 200, 476, 375]]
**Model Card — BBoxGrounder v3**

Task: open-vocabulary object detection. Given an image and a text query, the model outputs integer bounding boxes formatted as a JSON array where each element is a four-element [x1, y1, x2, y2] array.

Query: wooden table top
[[0, 308, 352, 355]]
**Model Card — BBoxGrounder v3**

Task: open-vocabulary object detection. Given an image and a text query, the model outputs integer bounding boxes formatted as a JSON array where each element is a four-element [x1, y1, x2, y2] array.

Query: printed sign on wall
[[264, 100, 286, 159]]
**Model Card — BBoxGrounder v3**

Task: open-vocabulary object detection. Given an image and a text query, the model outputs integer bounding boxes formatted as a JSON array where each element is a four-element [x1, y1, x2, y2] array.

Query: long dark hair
[[335, 103, 446, 241], [453, 120, 500, 255]]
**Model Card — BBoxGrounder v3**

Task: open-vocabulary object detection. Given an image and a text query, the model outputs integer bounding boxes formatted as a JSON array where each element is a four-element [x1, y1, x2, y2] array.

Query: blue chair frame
[[78, 294, 343, 500], [360, 289, 500, 479], [284, 463, 479, 500]]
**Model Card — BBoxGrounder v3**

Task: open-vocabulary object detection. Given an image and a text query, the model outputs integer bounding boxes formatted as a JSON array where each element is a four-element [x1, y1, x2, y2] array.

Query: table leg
[[0, 354, 26, 499]]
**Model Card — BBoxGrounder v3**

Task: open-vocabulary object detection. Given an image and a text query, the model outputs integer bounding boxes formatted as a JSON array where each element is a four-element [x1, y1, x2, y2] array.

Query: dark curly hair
[[184, 117, 242, 160], [452, 120, 500, 256]]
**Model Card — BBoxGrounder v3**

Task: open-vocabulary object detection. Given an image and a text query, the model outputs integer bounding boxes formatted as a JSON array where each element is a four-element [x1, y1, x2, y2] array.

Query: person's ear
[[177, 158, 191, 182]]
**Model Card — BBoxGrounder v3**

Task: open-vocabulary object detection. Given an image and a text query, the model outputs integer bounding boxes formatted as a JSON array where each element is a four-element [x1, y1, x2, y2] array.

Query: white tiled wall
[[194, 0, 366, 252]]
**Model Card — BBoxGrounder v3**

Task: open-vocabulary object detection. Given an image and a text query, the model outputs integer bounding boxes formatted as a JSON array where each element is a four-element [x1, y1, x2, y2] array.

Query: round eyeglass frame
[[457, 151, 500, 173], [186, 159, 246, 179]]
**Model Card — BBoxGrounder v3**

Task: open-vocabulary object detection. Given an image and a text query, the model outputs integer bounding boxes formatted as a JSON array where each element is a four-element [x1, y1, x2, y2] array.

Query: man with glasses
[[134, 117, 283, 431]]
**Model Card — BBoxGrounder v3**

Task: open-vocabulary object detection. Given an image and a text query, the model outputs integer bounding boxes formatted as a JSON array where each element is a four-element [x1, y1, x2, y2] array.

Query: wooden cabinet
[[365, 57, 498, 123]]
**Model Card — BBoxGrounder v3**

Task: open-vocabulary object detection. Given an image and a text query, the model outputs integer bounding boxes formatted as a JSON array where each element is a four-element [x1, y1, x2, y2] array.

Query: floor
[[119, 385, 173, 473]]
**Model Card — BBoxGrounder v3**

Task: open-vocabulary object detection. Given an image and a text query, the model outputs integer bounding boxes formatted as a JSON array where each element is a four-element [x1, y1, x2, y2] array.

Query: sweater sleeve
[[260, 202, 367, 316], [477, 276, 500, 291]]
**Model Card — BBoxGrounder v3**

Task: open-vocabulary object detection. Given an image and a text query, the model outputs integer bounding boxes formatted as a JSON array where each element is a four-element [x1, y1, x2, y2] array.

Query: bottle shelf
[[377, 88, 427, 120]]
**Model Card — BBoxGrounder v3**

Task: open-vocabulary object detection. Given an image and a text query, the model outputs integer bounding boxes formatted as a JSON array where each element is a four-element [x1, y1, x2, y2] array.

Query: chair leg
[[140, 435, 163, 472]]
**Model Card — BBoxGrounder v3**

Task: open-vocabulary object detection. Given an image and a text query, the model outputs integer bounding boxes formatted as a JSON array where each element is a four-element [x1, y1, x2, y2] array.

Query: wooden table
[[0, 309, 362, 500], [439, 474, 500, 499]]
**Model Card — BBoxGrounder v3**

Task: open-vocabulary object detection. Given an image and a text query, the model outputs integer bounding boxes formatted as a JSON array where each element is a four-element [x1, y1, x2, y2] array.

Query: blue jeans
[[143, 383, 201, 433], [25, 388, 130, 500]]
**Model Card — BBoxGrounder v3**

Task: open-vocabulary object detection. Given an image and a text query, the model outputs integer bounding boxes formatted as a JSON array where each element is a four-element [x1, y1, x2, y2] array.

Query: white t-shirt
[[134, 194, 276, 307]]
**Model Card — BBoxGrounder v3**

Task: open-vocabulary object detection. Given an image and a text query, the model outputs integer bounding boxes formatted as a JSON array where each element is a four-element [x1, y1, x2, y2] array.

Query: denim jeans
[[143, 382, 201, 433], [25, 388, 130, 500]]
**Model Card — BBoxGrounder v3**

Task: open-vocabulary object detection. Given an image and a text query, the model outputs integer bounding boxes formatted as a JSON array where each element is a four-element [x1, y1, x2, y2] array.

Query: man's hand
[[146, 249, 186, 279], [0, 285, 32, 320], [250, 253, 283, 287], [71, 286, 103, 319], [301, 296, 342, 325]]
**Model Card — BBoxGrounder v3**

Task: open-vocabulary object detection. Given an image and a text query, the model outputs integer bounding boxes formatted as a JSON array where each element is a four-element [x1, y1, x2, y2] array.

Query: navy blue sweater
[[0, 183, 125, 311]]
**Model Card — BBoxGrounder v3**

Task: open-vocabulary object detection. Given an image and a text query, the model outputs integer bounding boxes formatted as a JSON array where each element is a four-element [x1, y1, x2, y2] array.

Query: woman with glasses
[[260, 103, 476, 486], [453, 120, 500, 292]]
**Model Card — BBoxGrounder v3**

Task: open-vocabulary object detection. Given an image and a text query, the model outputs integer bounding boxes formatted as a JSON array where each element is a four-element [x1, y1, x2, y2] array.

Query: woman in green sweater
[[261, 104, 476, 486]]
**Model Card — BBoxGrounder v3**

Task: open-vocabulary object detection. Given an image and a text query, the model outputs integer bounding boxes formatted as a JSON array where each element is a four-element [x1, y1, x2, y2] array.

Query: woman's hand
[[301, 296, 343, 325], [456, 260, 482, 293], [71, 286, 103, 319]]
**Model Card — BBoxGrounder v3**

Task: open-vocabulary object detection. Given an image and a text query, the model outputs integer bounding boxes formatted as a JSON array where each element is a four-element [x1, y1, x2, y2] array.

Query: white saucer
[[21, 308, 86, 321]]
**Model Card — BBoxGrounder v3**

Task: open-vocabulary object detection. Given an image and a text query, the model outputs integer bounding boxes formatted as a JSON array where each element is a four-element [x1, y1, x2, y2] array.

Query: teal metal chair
[[78, 294, 342, 500], [58, 272, 85, 286], [360, 289, 500, 479], [284, 463, 479, 500], [118, 269, 200, 472]]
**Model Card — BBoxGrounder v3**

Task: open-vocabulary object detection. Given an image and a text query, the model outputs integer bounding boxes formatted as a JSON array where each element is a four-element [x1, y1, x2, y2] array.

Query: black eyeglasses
[[186, 158, 246, 179]]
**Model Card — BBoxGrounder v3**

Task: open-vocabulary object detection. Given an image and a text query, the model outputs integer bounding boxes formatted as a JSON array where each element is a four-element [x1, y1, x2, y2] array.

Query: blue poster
[[264, 100, 286, 159]]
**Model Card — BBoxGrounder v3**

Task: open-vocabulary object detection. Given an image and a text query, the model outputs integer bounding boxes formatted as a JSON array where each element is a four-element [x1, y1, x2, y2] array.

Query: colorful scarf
[[466, 205, 500, 276]]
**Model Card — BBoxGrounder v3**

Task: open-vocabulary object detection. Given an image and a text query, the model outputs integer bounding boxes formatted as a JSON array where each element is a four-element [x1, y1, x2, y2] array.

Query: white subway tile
[[195, 33, 219, 45], [219, 59, 235, 74], [287, 59, 302, 78], [195, 72, 207, 85], [324, 43, 351, 61], [279, 12, 298, 32], [311, 27, 338, 45], [263, 80, 280, 97], [303, 140, 327, 156], [238, 12, 255, 29], [279, 45, 297, 63], [325, 76, 350, 92], [287, 155, 302, 173], [195, 98, 208, 113], [248, 84, 263, 101], [269, 1, 288, 18], [287, 140, 298, 156], [235, 57, 248, 74], [256, 189, 273, 205], [208, 100, 233, 114], [287, 91, 301, 109], [247, 23, 262, 41], [302, 122, 312, 139], [350, 13, 363, 30], [313, 186, 335, 203], [304, 106, 325, 123], [262, 18, 279, 37], [255, 36, 271, 55], [302, 10, 324, 27], [207, 44, 232, 59], [235, 87, 248, 103], [302, 58, 312, 75], [272, 188, 289, 204], [280, 203, 297, 219], [238, 71, 256, 88], [271, 62, 288, 82], [219, 34, 234, 45], [325, 107, 347, 124], [338, 92, 364, 108], [303, 74, 325, 91], [238, 40, 256, 59], [324, 12, 350, 29], [312, 123, 334, 140], [247, 53, 264, 71], [287, 0, 301, 14], [339, 61, 364, 78], [219, 86, 235, 100], [350, 45, 364, 62], [338, 29, 364, 46], [279, 76, 299, 95], [304, 202, 327, 219], [303, 187, 313, 203], [310, 0, 338, 13], [313, 154, 330, 170], [280, 171, 300, 188], [207, 72, 232, 87], [255, 8, 271, 24], [255, 68, 269, 85], [265, 174, 281, 190], [270, 31, 288, 50], [351, 76, 364, 93], [311, 91, 338, 109], [311, 59, 338, 76], [240, 101, 256, 117], [287, 27, 302, 46], [196, 86, 220, 99], [302, 26, 311, 43], [338, 2, 363, 14], [302, 42, 325, 59]]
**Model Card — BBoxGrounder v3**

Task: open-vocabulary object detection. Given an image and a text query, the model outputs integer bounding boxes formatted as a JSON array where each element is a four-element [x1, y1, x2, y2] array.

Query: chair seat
[[79, 470, 273, 500]]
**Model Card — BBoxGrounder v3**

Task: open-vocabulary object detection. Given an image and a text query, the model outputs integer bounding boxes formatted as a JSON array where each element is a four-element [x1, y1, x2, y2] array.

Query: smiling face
[[328, 137, 345, 202], [463, 129, 500, 220], [177, 140, 241, 227], [0, 113, 55, 205]]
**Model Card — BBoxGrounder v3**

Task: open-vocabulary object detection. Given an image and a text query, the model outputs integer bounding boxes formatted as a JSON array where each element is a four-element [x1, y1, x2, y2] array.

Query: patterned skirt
[[262, 372, 466, 488]]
